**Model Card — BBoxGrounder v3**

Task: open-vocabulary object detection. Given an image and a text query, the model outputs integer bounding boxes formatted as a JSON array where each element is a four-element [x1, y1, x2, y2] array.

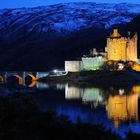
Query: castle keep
[[106, 29, 137, 62], [65, 29, 139, 72]]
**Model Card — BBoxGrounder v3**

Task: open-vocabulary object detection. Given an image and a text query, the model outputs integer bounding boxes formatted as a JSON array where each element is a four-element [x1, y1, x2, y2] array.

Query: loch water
[[0, 81, 140, 138]]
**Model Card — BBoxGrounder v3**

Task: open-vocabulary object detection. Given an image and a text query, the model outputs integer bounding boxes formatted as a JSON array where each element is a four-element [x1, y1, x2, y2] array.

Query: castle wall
[[106, 37, 127, 61], [106, 29, 138, 62], [127, 35, 137, 62], [65, 61, 82, 72], [82, 56, 105, 71]]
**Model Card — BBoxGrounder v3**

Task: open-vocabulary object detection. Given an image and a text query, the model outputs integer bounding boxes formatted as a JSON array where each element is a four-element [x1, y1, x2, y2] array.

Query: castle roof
[[110, 29, 121, 38]]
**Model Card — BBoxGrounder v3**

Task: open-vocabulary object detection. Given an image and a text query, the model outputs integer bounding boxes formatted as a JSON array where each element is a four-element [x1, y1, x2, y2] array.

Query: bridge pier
[[18, 77, 25, 85]]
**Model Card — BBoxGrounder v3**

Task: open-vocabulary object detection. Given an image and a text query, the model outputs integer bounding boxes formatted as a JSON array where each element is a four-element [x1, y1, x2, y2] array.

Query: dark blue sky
[[0, 0, 140, 9]]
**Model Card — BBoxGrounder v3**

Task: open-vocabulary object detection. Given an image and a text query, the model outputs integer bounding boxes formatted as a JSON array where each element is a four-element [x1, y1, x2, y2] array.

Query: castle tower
[[106, 29, 127, 61], [127, 33, 138, 62], [111, 29, 121, 38], [106, 29, 138, 62]]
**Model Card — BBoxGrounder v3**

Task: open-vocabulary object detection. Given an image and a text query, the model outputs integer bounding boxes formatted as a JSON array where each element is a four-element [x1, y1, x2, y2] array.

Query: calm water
[[0, 81, 140, 138]]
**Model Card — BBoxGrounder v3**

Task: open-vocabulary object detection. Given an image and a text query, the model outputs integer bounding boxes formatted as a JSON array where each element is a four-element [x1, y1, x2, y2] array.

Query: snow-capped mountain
[[0, 2, 140, 36], [0, 2, 140, 70]]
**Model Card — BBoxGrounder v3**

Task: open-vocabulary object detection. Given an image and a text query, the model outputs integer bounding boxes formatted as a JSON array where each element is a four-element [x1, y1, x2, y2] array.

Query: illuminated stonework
[[82, 56, 105, 71], [107, 93, 138, 128], [64, 29, 138, 72], [132, 63, 140, 71], [106, 29, 137, 62], [65, 61, 82, 72]]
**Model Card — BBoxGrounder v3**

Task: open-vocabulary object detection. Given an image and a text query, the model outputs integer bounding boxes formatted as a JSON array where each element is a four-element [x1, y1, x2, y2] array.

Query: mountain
[[0, 2, 140, 71]]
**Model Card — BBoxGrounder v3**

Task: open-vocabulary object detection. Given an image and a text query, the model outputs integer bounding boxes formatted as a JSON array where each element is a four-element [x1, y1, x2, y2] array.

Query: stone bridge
[[0, 71, 49, 85]]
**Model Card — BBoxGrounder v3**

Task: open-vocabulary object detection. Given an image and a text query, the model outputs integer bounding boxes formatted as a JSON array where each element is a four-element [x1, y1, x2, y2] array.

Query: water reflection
[[107, 93, 138, 128], [64, 83, 140, 129], [0, 79, 140, 136], [65, 85, 81, 100], [0, 79, 50, 90], [65, 84, 105, 107], [28, 81, 37, 88], [27, 81, 49, 89]]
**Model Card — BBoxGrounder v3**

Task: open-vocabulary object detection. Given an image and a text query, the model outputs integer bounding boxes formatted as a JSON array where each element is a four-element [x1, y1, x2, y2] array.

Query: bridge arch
[[25, 74, 37, 81], [7, 75, 24, 85], [28, 81, 37, 88]]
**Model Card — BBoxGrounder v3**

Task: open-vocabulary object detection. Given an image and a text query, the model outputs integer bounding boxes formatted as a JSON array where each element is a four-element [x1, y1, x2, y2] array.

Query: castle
[[65, 29, 139, 72], [106, 29, 137, 62]]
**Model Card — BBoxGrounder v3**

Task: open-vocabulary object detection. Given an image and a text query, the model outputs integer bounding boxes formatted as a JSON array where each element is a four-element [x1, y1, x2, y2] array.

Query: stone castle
[[106, 29, 137, 62], [65, 29, 139, 72]]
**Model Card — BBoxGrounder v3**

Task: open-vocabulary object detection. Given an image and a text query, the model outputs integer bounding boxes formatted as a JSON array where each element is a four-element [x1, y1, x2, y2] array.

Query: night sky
[[0, 0, 140, 9]]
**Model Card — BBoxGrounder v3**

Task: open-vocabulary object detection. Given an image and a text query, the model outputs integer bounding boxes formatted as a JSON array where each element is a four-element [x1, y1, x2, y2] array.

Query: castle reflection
[[1, 79, 139, 129], [107, 93, 138, 128], [65, 84, 104, 102], [65, 84, 140, 128]]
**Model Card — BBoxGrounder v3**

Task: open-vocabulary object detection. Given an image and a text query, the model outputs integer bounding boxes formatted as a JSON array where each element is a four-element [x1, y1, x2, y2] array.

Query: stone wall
[[82, 56, 105, 71], [65, 61, 82, 72]]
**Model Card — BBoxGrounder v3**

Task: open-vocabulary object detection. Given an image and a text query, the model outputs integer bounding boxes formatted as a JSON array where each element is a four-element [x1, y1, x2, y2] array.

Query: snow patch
[[0, 3, 140, 33]]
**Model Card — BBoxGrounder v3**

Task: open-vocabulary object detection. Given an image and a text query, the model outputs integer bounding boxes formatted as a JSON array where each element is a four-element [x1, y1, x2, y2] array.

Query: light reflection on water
[[0, 81, 140, 138], [38, 83, 140, 138], [65, 84, 140, 128]]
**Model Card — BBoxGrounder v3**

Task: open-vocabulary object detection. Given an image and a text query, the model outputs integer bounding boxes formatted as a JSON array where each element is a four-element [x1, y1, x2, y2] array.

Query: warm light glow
[[14, 75, 25, 85], [111, 29, 121, 38], [132, 85, 140, 93], [107, 92, 138, 128], [132, 63, 140, 71], [27, 74, 37, 81], [106, 29, 137, 62], [28, 81, 37, 88]]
